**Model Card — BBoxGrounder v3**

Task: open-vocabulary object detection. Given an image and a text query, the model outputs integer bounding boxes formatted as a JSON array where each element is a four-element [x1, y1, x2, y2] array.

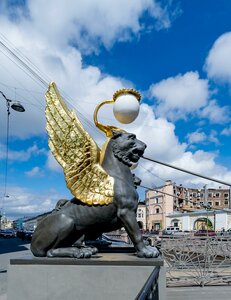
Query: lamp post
[[0, 90, 25, 213]]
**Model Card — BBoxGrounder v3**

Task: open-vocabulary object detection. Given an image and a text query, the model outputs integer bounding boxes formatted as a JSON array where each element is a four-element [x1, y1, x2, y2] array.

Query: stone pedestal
[[8, 253, 165, 300]]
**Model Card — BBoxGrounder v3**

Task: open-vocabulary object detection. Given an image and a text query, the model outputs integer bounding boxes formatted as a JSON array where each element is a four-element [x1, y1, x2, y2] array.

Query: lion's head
[[110, 131, 146, 167]]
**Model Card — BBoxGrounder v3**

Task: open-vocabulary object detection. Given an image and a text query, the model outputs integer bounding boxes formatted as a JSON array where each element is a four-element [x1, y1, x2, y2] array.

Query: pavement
[[166, 286, 231, 300], [1, 238, 231, 299], [0, 237, 31, 299]]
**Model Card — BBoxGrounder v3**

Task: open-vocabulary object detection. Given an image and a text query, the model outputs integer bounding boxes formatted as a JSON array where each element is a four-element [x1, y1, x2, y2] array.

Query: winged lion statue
[[31, 82, 159, 259]]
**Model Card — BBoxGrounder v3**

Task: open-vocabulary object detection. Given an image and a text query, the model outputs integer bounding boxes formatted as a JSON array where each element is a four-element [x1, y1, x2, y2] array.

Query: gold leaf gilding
[[45, 82, 114, 206]]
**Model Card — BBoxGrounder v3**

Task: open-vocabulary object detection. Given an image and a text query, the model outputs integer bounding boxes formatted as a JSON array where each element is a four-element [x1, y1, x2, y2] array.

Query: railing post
[[136, 266, 160, 300]]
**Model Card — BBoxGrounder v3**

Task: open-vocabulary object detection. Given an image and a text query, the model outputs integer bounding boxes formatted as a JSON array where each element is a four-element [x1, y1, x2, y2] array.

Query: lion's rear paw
[[74, 247, 96, 258]]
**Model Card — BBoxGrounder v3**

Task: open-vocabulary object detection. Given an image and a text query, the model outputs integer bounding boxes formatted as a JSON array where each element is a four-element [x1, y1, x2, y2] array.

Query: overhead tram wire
[[0, 81, 48, 94], [0, 33, 50, 86], [0, 47, 46, 89], [142, 156, 231, 187], [0, 34, 98, 122], [0, 35, 104, 136], [0, 41, 48, 87], [0, 36, 103, 137], [0, 55, 48, 111], [139, 163, 166, 184]]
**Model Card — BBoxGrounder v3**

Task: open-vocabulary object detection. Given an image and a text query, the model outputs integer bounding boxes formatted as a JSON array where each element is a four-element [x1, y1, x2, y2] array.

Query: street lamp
[[93, 88, 141, 137], [0, 90, 25, 214], [0, 91, 25, 113], [11, 101, 25, 112]]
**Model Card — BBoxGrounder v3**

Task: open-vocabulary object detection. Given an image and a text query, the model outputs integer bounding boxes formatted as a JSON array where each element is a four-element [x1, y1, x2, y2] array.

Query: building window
[[215, 193, 220, 197], [155, 198, 159, 204], [156, 208, 159, 214], [224, 200, 229, 205], [208, 193, 212, 197], [154, 223, 160, 230], [215, 201, 219, 206], [224, 193, 229, 198]]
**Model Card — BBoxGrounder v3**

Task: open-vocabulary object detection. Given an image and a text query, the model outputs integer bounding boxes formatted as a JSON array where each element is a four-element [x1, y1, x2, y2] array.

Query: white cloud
[[0, 185, 67, 219], [0, 144, 46, 161], [132, 104, 187, 161], [171, 150, 231, 186], [208, 130, 220, 145], [149, 71, 209, 121], [221, 126, 231, 136], [199, 99, 230, 124], [25, 0, 179, 52], [187, 131, 207, 144], [187, 129, 220, 146], [205, 32, 231, 84], [0, 0, 180, 141], [46, 151, 62, 173], [25, 166, 43, 177]]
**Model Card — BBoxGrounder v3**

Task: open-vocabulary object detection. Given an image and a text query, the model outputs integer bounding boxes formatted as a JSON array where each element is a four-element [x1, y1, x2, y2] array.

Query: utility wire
[[0, 36, 104, 138], [0, 41, 48, 87], [139, 163, 166, 184], [0, 33, 50, 82], [0, 80, 45, 94]]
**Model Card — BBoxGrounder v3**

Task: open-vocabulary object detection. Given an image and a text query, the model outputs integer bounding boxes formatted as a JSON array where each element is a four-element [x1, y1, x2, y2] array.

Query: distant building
[[12, 217, 25, 230], [174, 185, 230, 212], [166, 209, 231, 231], [15, 212, 51, 231], [136, 202, 147, 230], [145, 180, 230, 231], [145, 180, 174, 231], [0, 216, 13, 229]]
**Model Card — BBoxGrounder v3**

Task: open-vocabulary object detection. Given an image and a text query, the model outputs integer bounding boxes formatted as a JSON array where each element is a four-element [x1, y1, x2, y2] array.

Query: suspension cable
[[142, 156, 231, 187]]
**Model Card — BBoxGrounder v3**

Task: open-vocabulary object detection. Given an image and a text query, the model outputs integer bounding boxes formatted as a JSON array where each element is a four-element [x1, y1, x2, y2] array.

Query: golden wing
[[45, 82, 114, 205]]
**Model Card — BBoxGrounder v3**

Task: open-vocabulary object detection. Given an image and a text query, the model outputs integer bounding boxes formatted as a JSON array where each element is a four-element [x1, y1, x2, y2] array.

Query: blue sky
[[0, 0, 231, 219]]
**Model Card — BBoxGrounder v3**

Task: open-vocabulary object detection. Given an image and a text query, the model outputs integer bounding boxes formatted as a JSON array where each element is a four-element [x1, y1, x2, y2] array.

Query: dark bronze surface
[[31, 131, 159, 259]]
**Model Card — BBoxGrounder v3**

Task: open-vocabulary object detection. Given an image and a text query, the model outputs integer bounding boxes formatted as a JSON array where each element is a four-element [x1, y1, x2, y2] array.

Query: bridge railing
[[160, 235, 231, 287], [135, 266, 160, 300]]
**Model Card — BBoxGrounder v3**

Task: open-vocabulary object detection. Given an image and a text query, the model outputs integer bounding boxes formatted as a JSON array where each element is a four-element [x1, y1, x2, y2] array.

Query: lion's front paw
[[137, 246, 159, 258]]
